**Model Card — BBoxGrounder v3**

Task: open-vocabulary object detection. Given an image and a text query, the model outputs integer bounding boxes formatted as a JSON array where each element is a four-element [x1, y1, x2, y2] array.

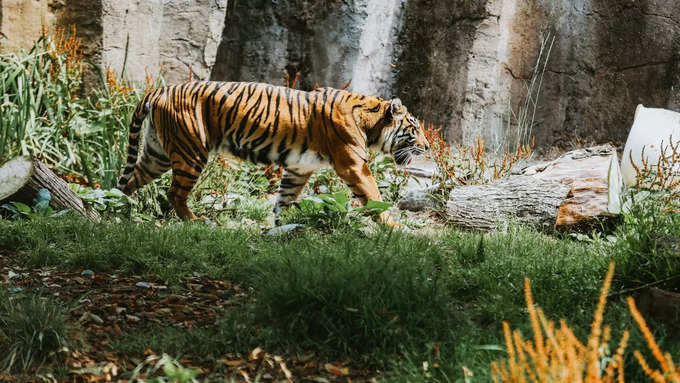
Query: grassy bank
[[1, 216, 677, 381]]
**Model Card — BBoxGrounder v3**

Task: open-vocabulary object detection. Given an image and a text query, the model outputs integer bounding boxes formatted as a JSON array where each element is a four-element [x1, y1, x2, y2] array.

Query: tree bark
[[446, 176, 571, 231], [519, 144, 623, 228], [441, 144, 623, 232], [0, 156, 100, 221]]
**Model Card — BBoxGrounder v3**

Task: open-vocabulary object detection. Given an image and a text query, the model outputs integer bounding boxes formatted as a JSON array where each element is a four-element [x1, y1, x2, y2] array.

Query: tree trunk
[[446, 176, 571, 231], [519, 144, 623, 229], [0, 156, 100, 221], [443, 144, 623, 232]]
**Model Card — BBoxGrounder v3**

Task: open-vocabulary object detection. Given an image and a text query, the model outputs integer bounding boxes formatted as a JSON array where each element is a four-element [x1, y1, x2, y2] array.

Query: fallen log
[[0, 156, 100, 221], [441, 144, 623, 231], [446, 176, 571, 231], [520, 144, 623, 228]]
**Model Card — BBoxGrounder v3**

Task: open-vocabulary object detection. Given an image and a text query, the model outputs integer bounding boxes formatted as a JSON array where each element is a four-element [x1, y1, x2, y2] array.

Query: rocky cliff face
[[530, 0, 680, 148], [211, 0, 405, 95], [1, 0, 679, 149], [0, 0, 225, 86], [100, 0, 226, 85]]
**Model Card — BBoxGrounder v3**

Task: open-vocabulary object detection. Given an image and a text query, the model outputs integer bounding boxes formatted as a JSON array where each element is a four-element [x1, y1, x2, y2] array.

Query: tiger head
[[371, 98, 429, 166]]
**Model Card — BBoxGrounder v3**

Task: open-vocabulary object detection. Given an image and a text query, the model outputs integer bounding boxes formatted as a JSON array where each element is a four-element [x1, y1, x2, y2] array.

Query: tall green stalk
[[0, 31, 141, 188]]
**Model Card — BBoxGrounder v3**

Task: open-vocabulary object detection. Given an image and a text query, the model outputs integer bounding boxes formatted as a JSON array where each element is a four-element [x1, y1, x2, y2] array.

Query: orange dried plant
[[285, 71, 301, 89], [491, 263, 628, 383], [105, 65, 134, 100], [423, 121, 533, 189], [629, 136, 680, 202], [143, 67, 155, 95], [46, 25, 83, 74]]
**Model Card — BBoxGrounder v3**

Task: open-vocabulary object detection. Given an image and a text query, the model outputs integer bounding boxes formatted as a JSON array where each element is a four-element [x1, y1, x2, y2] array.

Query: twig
[[608, 274, 680, 298]]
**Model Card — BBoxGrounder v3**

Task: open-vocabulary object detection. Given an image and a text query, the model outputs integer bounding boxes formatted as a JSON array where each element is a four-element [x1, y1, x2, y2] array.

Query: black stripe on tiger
[[117, 81, 427, 222]]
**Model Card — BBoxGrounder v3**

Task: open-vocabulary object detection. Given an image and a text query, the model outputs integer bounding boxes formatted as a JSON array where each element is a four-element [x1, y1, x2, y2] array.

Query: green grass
[[612, 192, 680, 292], [0, 287, 73, 372], [1, 216, 677, 381], [1, 30, 141, 188]]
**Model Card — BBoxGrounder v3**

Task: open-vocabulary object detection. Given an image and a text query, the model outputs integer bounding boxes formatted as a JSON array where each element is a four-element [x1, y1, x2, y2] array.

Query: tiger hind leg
[[274, 168, 313, 224], [119, 127, 171, 195], [167, 152, 207, 221]]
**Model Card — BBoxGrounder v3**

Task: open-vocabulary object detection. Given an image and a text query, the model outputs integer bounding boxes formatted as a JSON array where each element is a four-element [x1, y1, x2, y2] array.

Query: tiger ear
[[389, 98, 406, 120]]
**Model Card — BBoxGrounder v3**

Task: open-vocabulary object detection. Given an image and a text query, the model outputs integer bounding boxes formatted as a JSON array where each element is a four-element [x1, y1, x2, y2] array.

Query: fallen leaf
[[324, 363, 349, 376], [238, 370, 252, 383], [274, 355, 293, 381], [220, 359, 247, 367], [87, 312, 104, 325], [249, 347, 264, 361]]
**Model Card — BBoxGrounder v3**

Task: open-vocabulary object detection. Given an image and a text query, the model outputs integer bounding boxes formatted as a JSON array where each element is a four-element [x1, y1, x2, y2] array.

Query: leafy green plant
[[0, 28, 143, 189], [371, 156, 411, 203], [72, 183, 168, 222], [130, 353, 199, 383], [612, 189, 680, 292], [0, 288, 73, 372], [281, 191, 391, 231], [612, 140, 680, 292], [1, 189, 69, 220]]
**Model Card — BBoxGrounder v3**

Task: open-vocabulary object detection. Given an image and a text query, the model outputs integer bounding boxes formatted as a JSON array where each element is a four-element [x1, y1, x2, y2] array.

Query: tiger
[[117, 81, 429, 224]]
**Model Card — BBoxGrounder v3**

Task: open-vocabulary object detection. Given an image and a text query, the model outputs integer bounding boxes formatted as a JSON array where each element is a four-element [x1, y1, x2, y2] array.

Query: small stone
[[81, 269, 94, 277], [135, 282, 152, 289], [88, 312, 104, 325], [266, 224, 304, 236], [200, 195, 217, 205]]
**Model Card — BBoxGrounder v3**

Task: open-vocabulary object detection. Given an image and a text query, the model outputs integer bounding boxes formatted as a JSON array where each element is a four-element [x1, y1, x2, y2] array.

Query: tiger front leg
[[274, 168, 313, 224], [333, 160, 392, 225]]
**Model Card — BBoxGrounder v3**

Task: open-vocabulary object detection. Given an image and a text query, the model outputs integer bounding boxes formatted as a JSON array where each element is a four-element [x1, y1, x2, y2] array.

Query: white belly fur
[[286, 150, 330, 173], [213, 140, 330, 173]]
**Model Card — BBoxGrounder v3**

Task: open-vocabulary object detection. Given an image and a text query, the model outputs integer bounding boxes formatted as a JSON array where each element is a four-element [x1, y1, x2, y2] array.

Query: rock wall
[[157, 0, 226, 84], [101, 0, 226, 84], [102, 0, 162, 82], [2, 0, 679, 149], [391, 0, 492, 144], [0, 0, 226, 86], [0, 0, 55, 49], [525, 0, 680, 148], [211, 0, 396, 92]]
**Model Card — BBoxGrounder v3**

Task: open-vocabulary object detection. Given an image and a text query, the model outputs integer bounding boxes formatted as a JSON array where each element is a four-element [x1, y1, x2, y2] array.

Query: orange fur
[[118, 81, 428, 223]]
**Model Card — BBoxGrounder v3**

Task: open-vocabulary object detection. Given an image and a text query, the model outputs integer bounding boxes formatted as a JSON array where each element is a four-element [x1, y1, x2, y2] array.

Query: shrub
[[0, 27, 144, 188], [491, 264, 628, 382], [0, 288, 73, 372], [614, 138, 680, 292], [491, 263, 680, 383]]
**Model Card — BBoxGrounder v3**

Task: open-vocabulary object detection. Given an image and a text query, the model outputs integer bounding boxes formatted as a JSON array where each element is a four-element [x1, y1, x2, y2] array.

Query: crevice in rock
[[640, 11, 680, 26], [614, 61, 673, 73]]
